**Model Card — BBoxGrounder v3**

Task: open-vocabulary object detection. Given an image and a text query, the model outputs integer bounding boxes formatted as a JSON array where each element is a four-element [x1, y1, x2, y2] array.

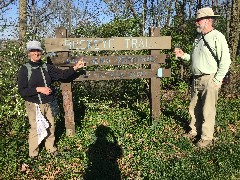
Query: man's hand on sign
[[173, 47, 185, 59], [73, 57, 86, 71]]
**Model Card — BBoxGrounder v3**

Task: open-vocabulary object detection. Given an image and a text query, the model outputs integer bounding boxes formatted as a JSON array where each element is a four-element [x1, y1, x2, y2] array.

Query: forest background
[[0, 0, 239, 179]]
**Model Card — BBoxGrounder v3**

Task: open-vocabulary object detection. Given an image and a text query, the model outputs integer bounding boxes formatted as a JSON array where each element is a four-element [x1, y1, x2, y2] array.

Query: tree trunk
[[67, 0, 72, 37], [197, 0, 202, 10], [166, 1, 173, 27], [225, 0, 240, 96], [142, 0, 147, 35], [226, 0, 231, 39], [31, 0, 37, 39], [19, 0, 27, 42]]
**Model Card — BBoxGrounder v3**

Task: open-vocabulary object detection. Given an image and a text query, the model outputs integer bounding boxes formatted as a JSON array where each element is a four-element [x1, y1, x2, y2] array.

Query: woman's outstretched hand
[[73, 57, 86, 71]]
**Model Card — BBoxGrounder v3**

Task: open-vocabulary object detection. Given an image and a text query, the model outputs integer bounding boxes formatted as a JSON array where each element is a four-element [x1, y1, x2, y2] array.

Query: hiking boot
[[50, 151, 60, 157], [28, 156, 38, 169], [30, 156, 38, 160], [196, 139, 212, 148], [183, 131, 196, 140]]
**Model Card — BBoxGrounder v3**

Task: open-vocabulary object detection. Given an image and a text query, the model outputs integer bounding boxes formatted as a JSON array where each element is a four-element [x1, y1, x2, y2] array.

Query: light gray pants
[[189, 74, 220, 140], [25, 101, 57, 157]]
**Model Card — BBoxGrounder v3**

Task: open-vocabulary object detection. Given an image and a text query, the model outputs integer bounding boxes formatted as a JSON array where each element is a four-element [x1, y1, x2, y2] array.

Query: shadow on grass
[[84, 125, 123, 180], [161, 107, 191, 133]]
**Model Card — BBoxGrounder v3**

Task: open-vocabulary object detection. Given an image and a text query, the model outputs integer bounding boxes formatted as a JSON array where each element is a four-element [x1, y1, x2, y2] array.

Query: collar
[[202, 28, 215, 36], [28, 60, 44, 67]]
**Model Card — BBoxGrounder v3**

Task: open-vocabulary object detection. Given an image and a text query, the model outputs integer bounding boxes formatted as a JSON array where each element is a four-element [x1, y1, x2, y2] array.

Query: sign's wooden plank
[[162, 68, 171, 77], [74, 68, 170, 81], [50, 54, 169, 66], [44, 36, 171, 52]]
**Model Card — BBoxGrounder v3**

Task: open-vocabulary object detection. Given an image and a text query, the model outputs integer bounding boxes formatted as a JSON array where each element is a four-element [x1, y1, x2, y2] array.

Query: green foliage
[[214, 16, 229, 38], [158, 18, 196, 89], [0, 41, 29, 177], [75, 17, 142, 38], [0, 42, 27, 135]]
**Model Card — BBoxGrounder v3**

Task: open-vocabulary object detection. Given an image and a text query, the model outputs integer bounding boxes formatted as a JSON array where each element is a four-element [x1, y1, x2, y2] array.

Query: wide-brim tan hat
[[196, 7, 220, 20]]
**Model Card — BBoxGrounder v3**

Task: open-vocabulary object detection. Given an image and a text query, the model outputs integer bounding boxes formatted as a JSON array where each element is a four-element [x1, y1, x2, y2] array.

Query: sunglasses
[[29, 49, 42, 52]]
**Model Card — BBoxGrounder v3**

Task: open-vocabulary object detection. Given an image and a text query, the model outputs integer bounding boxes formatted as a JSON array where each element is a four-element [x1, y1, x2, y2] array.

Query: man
[[18, 40, 85, 159], [174, 7, 231, 148]]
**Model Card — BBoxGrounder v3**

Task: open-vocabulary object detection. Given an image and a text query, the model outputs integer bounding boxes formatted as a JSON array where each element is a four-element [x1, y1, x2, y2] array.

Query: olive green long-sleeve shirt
[[182, 29, 231, 84]]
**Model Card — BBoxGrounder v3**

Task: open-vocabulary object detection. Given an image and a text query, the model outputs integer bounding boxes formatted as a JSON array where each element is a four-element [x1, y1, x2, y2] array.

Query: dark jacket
[[18, 60, 75, 104]]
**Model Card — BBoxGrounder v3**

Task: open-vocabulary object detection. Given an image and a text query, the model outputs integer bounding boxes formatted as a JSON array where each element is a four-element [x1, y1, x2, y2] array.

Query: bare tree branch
[[126, 0, 138, 19], [0, 0, 15, 10]]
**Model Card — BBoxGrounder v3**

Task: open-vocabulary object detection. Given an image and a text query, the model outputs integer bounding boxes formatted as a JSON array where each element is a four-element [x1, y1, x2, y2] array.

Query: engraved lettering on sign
[[64, 39, 115, 50], [64, 38, 152, 50], [125, 38, 149, 49], [77, 70, 149, 79], [87, 40, 92, 49], [132, 39, 137, 48], [116, 56, 156, 64], [93, 40, 99, 50], [100, 57, 105, 64]]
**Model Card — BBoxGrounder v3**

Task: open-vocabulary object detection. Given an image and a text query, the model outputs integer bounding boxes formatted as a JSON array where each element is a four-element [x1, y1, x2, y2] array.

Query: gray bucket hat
[[196, 7, 220, 20], [26, 40, 43, 51]]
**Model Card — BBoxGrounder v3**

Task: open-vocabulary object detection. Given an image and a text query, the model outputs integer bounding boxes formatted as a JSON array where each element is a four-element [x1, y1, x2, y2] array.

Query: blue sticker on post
[[157, 68, 162, 77]]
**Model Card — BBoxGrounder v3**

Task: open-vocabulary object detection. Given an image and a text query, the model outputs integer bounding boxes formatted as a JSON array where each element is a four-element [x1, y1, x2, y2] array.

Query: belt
[[193, 74, 210, 78]]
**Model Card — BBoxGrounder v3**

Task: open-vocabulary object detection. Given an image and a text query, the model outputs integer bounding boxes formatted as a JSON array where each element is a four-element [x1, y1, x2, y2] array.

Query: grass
[[1, 91, 240, 179]]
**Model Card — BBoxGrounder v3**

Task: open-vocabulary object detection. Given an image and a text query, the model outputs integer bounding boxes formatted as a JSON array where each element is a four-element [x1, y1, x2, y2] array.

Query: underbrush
[[1, 92, 239, 179]]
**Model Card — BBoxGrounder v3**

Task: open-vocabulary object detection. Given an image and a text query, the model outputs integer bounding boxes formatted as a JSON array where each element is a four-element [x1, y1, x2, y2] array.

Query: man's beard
[[196, 23, 208, 33]]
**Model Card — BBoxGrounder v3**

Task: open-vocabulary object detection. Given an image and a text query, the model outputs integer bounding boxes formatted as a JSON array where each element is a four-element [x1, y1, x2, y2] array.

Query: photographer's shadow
[[84, 125, 123, 180]]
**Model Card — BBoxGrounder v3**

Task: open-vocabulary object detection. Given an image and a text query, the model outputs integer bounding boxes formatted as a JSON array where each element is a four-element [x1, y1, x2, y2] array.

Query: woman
[[18, 40, 85, 159]]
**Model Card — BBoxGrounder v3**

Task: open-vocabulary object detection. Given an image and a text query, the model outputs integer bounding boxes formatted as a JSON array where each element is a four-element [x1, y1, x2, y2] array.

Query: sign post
[[55, 27, 75, 137], [150, 27, 161, 124]]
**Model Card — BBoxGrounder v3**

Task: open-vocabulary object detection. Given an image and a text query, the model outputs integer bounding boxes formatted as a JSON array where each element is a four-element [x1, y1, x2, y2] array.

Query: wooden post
[[149, 27, 161, 124], [55, 27, 75, 137]]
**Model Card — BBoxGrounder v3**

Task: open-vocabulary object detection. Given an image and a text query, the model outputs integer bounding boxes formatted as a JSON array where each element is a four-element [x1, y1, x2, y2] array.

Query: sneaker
[[196, 139, 212, 148], [183, 131, 196, 140]]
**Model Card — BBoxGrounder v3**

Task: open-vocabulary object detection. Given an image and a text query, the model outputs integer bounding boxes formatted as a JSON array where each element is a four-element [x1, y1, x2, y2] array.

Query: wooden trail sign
[[44, 37, 171, 52], [46, 26, 171, 136]]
